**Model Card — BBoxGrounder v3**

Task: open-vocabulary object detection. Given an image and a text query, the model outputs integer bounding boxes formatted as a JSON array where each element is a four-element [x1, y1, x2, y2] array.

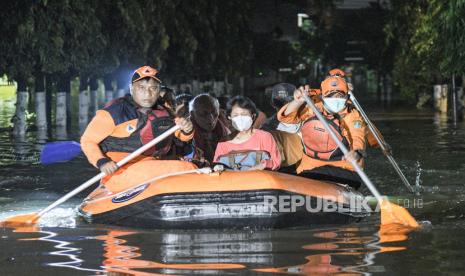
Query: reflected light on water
[[97, 230, 245, 275], [35, 230, 104, 274], [1, 221, 419, 275], [253, 226, 413, 275], [1, 105, 460, 275], [14, 227, 104, 274]]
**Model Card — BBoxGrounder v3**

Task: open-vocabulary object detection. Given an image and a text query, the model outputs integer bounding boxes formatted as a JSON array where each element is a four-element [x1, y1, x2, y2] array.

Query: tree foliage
[[0, 0, 36, 82], [161, 0, 252, 81], [386, 0, 465, 99], [0, 0, 254, 84]]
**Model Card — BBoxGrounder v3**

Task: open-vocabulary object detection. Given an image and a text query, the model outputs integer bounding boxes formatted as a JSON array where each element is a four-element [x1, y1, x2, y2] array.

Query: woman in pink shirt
[[214, 96, 281, 170]]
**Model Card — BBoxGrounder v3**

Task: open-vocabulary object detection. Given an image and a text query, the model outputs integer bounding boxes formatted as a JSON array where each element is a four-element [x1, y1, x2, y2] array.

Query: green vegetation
[[0, 0, 253, 88], [0, 0, 464, 103], [385, 0, 465, 100]]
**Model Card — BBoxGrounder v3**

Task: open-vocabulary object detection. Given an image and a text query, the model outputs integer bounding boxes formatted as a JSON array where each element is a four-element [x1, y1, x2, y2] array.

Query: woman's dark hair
[[217, 95, 230, 110], [159, 86, 176, 106], [175, 93, 193, 107], [226, 95, 258, 119], [160, 86, 174, 94]]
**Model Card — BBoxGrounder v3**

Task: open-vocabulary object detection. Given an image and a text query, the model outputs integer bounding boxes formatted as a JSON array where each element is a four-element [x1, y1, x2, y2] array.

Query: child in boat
[[277, 75, 366, 189], [213, 96, 281, 171]]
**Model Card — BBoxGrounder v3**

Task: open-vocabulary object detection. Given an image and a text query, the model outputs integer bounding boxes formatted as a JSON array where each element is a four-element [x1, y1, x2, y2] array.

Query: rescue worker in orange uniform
[[278, 76, 366, 189], [81, 66, 197, 193], [327, 68, 388, 151]]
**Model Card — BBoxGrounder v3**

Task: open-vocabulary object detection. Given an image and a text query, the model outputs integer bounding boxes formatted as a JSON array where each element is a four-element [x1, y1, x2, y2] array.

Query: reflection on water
[[34, 230, 104, 274], [0, 92, 16, 130], [0, 133, 41, 167], [1, 223, 416, 275], [97, 230, 245, 275]]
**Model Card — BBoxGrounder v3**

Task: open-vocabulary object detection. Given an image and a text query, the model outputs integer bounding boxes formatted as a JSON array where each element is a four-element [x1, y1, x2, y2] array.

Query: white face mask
[[277, 122, 300, 134], [231, 115, 253, 131], [323, 98, 347, 113]]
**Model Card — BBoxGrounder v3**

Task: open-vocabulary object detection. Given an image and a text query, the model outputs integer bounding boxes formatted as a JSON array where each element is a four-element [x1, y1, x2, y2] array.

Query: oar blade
[[40, 141, 82, 165], [380, 200, 419, 229], [0, 213, 40, 228]]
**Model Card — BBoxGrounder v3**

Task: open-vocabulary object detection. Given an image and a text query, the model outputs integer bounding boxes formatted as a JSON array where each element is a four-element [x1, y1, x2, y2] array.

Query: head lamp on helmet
[[321, 76, 348, 96]]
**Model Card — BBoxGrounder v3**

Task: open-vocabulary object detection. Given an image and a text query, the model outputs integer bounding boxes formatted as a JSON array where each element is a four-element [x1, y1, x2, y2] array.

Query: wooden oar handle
[[37, 124, 181, 218], [115, 125, 180, 168], [38, 172, 105, 216]]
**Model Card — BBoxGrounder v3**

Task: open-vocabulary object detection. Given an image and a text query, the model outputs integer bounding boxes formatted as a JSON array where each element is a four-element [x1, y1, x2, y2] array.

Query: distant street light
[[297, 13, 309, 27], [296, 64, 306, 70]]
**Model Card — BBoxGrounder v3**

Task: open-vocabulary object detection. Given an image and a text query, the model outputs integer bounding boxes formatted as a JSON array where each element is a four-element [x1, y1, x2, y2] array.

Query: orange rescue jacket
[[277, 102, 366, 173], [81, 95, 193, 168]]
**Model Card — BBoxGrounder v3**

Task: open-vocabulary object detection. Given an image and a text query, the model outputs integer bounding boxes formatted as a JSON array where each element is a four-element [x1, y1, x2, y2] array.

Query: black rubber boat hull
[[78, 189, 368, 229]]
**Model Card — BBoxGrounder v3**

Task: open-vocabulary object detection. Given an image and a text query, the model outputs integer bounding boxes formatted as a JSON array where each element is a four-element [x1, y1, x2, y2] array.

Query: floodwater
[[1, 94, 465, 275]]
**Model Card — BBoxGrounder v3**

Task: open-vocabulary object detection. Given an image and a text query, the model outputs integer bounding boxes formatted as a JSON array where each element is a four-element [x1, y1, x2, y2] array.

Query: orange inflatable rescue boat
[[78, 168, 369, 229]]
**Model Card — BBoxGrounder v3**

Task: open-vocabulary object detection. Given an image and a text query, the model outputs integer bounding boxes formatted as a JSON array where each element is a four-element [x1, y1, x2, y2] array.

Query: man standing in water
[[80, 66, 197, 192]]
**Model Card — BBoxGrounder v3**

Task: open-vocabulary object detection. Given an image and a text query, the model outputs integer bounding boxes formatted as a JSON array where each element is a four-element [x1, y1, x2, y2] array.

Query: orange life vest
[[99, 96, 175, 157], [300, 116, 349, 161]]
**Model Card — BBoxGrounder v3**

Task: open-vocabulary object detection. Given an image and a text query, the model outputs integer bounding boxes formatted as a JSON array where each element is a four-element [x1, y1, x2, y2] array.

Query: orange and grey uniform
[[344, 99, 381, 148], [81, 95, 193, 168], [277, 102, 366, 174], [366, 124, 385, 148]]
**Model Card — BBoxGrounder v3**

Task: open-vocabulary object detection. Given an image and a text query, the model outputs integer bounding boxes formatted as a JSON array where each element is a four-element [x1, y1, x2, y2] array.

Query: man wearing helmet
[[327, 68, 386, 151], [277, 75, 366, 189], [80, 66, 196, 192]]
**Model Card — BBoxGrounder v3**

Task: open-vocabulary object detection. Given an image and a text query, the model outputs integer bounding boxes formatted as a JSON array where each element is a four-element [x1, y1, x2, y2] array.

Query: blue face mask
[[323, 98, 347, 113]]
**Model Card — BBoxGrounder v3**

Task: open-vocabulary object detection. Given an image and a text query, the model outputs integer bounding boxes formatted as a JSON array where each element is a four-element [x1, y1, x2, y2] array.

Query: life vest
[[99, 95, 175, 157], [217, 150, 271, 171], [137, 108, 175, 156], [300, 115, 349, 161]]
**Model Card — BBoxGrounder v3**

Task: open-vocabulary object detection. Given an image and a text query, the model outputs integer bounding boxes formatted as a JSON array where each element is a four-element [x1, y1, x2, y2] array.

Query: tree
[[412, 0, 465, 74], [384, 0, 436, 100], [161, 0, 253, 82], [386, 0, 465, 100], [0, 1, 35, 82], [0, 1, 35, 136]]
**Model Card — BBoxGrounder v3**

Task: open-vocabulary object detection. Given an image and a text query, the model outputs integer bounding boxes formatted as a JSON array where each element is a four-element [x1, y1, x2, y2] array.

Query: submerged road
[[1, 106, 464, 275]]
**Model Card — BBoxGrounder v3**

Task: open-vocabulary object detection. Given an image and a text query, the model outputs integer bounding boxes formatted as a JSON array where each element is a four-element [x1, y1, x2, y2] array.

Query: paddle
[[40, 141, 82, 165], [348, 90, 417, 194], [301, 91, 419, 228], [39, 111, 192, 166], [0, 124, 181, 227]]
